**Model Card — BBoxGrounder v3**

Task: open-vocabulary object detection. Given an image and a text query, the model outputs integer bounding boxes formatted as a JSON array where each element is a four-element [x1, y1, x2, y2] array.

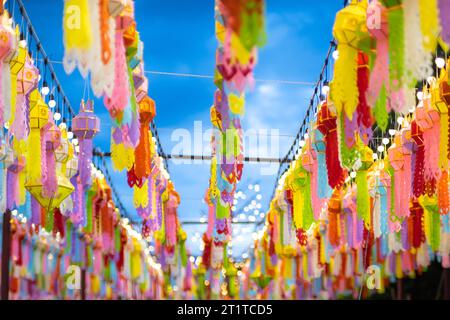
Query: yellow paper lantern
[[9, 45, 26, 75], [25, 173, 75, 212], [333, 0, 368, 48]]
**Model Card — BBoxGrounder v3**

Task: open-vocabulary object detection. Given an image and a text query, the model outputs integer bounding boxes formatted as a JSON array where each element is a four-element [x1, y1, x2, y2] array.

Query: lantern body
[[400, 127, 414, 153], [17, 55, 39, 95], [317, 102, 336, 132], [116, 1, 134, 30], [29, 89, 40, 109], [29, 98, 49, 129], [55, 138, 69, 163], [10, 46, 26, 75], [0, 142, 10, 162], [1, 145, 13, 167], [72, 100, 100, 139], [25, 175, 75, 211], [109, 0, 127, 17], [333, 1, 367, 48], [379, 168, 391, 189], [301, 147, 315, 172], [135, 76, 148, 103], [138, 96, 156, 123], [415, 105, 433, 130], [123, 23, 137, 52], [8, 156, 25, 173], [0, 22, 16, 62], [128, 40, 143, 70], [210, 106, 222, 130], [313, 127, 326, 152], [432, 81, 447, 113], [388, 144, 404, 171], [328, 192, 342, 214], [411, 120, 423, 146], [43, 122, 62, 151], [66, 156, 79, 179], [440, 77, 450, 106], [359, 145, 374, 171]]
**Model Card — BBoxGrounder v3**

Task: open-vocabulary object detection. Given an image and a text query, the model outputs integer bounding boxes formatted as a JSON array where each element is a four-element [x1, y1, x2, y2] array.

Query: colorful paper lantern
[[134, 96, 156, 180], [109, 0, 127, 17], [0, 14, 16, 62], [72, 100, 100, 187], [9, 45, 26, 75], [17, 54, 39, 95], [333, 0, 368, 48]]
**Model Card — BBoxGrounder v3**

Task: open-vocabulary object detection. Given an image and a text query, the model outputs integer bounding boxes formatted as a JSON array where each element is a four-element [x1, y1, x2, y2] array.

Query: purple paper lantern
[[72, 100, 100, 187]]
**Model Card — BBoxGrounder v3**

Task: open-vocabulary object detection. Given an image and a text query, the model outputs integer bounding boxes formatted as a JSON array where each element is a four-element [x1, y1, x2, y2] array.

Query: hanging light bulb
[[41, 81, 50, 96], [48, 94, 56, 108], [19, 33, 27, 48], [332, 50, 339, 60], [372, 153, 378, 160], [59, 122, 67, 130], [321, 81, 330, 95], [67, 131, 74, 140], [396, 117, 404, 125], [53, 111, 61, 121], [416, 91, 423, 101], [388, 129, 396, 136], [435, 57, 446, 69], [382, 138, 390, 145], [350, 171, 357, 178], [377, 145, 385, 152]]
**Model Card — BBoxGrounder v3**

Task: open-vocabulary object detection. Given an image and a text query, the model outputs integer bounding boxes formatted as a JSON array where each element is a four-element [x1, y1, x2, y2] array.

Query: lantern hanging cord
[[39, 59, 316, 87]]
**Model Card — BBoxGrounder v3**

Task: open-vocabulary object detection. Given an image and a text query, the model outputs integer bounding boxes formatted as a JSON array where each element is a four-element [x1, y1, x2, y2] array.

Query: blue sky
[[18, 0, 342, 258]]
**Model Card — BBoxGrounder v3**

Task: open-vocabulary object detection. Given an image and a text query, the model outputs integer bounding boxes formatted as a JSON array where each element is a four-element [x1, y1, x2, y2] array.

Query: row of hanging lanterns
[[244, 0, 450, 300], [62, 0, 191, 297]]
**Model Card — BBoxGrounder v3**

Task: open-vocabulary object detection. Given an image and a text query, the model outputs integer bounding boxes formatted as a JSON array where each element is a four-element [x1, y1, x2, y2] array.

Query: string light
[[416, 91, 423, 101], [19, 33, 27, 48], [435, 57, 446, 69], [48, 94, 56, 108], [322, 81, 330, 95], [41, 81, 49, 96], [53, 111, 61, 121], [332, 50, 339, 60]]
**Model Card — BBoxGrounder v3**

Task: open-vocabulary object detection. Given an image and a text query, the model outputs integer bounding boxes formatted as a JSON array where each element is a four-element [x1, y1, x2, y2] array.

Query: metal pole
[[444, 268, 450, 300], [1, 210, 12, 300], [81, 268, 86, 300], [396, 278, 403, 300]]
